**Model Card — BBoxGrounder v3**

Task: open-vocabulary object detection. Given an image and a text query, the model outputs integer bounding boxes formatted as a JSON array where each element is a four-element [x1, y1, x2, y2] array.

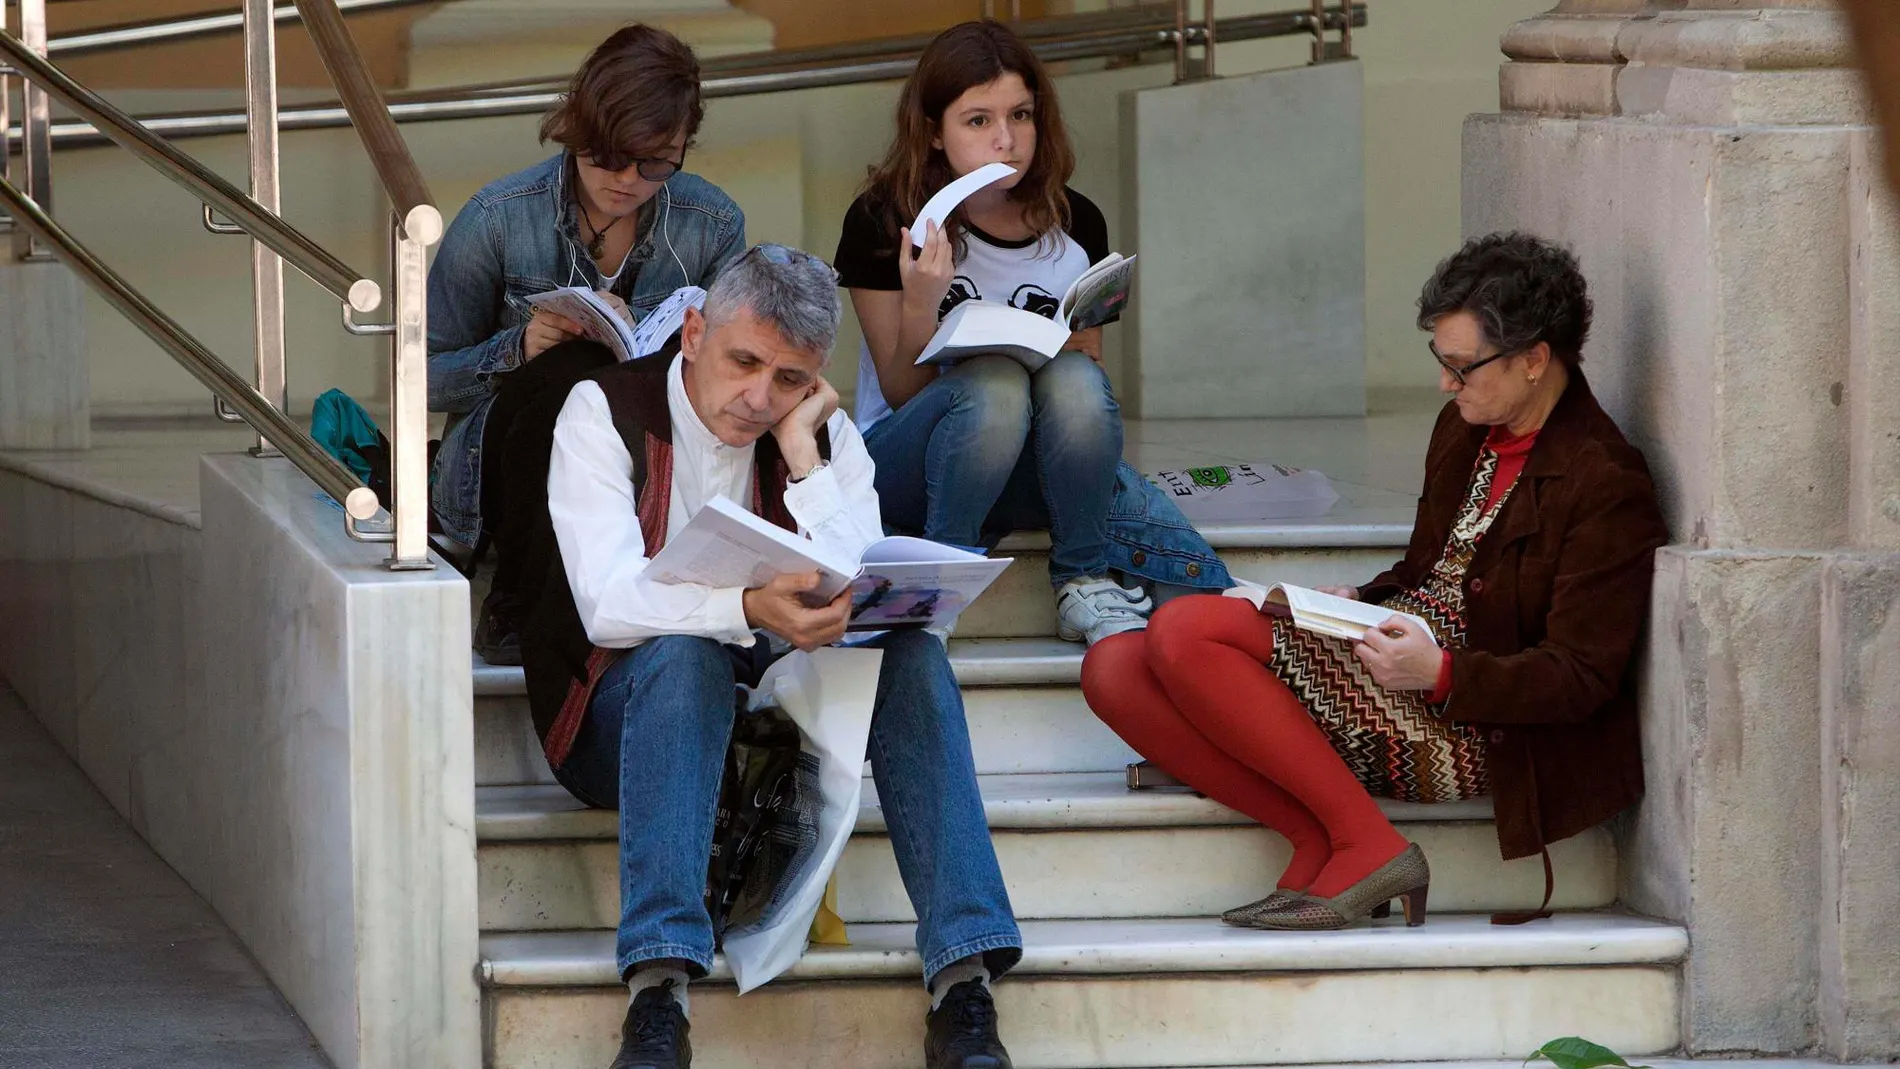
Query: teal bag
[[310, 388, 384, 484]]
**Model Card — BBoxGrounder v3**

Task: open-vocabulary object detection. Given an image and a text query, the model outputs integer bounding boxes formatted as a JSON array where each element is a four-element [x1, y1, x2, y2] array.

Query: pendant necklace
[[579, 202, 625, 260]]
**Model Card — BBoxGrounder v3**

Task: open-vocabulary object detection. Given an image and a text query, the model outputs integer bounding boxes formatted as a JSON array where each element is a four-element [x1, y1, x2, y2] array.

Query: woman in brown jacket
[[1081, 232, 1667, 930]]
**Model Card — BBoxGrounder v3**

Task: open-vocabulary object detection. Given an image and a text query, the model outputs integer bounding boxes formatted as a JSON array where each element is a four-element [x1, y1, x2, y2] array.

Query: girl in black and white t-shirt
[[835, 20, 1154, 645]]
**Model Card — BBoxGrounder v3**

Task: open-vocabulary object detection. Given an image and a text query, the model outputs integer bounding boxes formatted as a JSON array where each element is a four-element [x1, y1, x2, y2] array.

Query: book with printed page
[[524, 285, 705, 362], [1223, 578, 1438, 646], [915, 253, 1138, 371], [643, 496, 1013, 632]]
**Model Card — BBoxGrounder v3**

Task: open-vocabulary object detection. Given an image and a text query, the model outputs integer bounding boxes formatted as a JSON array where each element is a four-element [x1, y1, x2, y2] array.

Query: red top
[[1429, 425, 1540, 703]]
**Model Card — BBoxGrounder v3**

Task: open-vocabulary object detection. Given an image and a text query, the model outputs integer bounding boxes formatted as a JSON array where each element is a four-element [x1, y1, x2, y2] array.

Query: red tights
[[1081, 595, 1409, 898]]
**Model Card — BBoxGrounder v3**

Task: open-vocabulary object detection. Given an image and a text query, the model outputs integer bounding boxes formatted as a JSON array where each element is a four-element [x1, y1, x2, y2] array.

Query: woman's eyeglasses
[[1429, 342, 1519, 386], [586, 149, 687, 183]]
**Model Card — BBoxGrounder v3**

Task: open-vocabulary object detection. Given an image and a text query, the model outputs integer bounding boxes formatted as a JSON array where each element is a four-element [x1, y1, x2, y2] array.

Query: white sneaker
[[1056, 577, 1154, 646]]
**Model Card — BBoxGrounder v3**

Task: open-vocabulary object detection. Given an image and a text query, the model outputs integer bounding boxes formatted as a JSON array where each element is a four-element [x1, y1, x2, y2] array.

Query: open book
[[524, 285, 704, 363], [1223, 579, 1437, 645], [916, 253, 1137, 371], [644, 496, 1012, 632]]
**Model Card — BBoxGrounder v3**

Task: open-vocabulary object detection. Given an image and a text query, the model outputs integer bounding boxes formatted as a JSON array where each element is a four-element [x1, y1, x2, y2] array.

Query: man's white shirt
[[547, 355, 884, 649]]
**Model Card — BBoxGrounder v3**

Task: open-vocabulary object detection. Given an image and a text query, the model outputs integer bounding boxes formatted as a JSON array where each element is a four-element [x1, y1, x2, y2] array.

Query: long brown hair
[[862, 20, 1076, 257]]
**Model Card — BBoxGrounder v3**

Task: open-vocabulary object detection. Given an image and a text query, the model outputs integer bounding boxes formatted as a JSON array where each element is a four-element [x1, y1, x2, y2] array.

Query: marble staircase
[[469, 526, 1687, 1068]]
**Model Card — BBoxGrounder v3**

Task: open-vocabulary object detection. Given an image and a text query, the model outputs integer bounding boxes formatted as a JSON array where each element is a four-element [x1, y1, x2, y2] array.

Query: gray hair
[[702, 244, 843, 357]]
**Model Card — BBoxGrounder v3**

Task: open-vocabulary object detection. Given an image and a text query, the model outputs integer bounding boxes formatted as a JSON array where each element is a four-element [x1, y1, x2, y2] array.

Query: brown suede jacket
[[1358, 372, 1668, 860]]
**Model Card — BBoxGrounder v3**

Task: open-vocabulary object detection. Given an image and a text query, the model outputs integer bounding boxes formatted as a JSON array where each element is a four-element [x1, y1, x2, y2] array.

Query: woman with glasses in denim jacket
[[427, 24, 747, 663], [836, 20, 1228, 645]]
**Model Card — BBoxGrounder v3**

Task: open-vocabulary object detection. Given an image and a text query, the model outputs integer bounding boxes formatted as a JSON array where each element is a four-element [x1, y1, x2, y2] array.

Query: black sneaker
[[473, 589, 521, 666], [609, 982, 690, 1069], [925, 979, 1011, 1069]]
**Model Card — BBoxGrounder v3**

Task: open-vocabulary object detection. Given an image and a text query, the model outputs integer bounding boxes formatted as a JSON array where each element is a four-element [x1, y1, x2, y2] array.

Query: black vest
[[520, 356, 832, 769]]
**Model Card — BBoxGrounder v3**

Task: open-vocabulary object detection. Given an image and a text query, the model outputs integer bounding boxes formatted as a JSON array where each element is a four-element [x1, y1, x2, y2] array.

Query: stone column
[[1464, 1, 1900, 1057], [0, 254, 89, 450]]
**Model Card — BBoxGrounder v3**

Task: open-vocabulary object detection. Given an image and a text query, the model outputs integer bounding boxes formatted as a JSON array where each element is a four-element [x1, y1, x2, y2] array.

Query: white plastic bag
[[1149, 463, 1341, 522], [723, 646, 882, 994]]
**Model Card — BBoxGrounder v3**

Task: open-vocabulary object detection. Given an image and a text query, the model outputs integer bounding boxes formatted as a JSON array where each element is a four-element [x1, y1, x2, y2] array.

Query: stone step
[[474, 778, 1611, 929], [480, 913, 1686, 1069], [475, 773, 1498, 840], [958, 537, 1402, 638], [477, 816, 1613, 930], [477, 638, 1122, 786]]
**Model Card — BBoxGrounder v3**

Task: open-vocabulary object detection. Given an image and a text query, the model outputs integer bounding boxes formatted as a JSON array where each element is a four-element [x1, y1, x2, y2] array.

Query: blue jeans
[[554, 631, 1022, 986], [865, 352, 1122, 587]]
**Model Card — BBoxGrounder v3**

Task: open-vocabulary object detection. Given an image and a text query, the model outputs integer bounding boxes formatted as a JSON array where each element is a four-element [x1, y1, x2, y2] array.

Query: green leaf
[[1525, 1037, 1651, 1069]]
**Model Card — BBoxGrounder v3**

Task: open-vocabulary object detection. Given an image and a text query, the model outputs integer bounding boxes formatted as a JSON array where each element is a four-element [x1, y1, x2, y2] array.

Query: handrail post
[[244, 0, 287, 457], [12, 0, 48, 260], [1203, 0, 1217, 79], [1173, 0, 1188, 84], [1, 10, 12, 238], [387, 214, 433, 570]]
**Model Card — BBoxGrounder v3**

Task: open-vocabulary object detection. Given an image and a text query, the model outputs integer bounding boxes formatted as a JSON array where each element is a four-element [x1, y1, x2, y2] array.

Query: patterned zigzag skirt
[[1265, 615, 1490, 804]]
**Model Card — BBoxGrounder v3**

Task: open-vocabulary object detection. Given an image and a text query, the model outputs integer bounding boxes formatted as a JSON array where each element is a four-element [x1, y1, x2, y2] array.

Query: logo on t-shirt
[[1010, 283, 1060, 320], [939, 276, 981, 319]]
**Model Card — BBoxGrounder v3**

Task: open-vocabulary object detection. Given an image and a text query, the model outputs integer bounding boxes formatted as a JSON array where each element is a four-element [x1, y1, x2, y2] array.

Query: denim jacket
[[427, 152, 747, 544], [1107, 460, 1231, 591]]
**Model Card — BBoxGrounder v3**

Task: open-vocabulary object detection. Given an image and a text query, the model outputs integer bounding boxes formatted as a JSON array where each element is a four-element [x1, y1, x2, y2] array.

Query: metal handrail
[[47, 0, 1178, 64], [47, 0, 438, 58], [0, 28, 381, 311], [31, 4, 1368, 147], [0, 174, 380, 523], [289, 0, 440, 244]]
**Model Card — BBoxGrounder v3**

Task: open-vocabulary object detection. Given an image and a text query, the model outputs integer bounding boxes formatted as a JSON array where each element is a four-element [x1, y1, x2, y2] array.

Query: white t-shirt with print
[[833, 188, 1112, 432]]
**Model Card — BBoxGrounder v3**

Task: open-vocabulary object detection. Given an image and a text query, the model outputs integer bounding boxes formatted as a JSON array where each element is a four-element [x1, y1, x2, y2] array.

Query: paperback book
[[644, 496, 1012, 632]]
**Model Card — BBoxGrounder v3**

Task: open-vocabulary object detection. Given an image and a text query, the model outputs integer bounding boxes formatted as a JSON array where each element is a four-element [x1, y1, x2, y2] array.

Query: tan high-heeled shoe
[[1220, 889, 1301, 927], [1239, 844, 1430, 931]]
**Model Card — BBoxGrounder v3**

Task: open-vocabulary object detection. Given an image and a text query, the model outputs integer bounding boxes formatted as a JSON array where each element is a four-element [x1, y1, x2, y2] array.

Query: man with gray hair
[[524, 244, 1022, 1069]]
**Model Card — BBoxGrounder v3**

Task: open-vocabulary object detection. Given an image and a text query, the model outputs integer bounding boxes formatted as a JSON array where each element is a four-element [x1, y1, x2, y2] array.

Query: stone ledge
[[1504, 9, 1852, 70], [474, 775, 1496, 842], [480, 913, 1688, 986]]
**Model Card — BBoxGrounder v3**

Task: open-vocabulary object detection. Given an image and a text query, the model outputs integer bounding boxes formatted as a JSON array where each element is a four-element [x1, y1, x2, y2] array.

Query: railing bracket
[[342, 302, 395, 336]]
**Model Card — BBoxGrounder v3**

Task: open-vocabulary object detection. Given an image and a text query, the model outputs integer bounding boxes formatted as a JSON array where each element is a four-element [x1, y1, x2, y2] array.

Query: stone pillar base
[[0, 258, 89, 450], [1819, 553, 1900, 1060]]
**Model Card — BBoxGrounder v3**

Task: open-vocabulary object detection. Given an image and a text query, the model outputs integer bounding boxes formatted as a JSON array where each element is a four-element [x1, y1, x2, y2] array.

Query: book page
[[1058, 253, 1136, 330], [1276, 584, 1437, 645], [630, 285, 705, 359], [644, 496, 857, 600], [858, 535, 986, 565], [916, 301, 1071, 368], [910, 163, 1017, 247], [847, 558, 1012, 631], [525, 287, 633, 361]]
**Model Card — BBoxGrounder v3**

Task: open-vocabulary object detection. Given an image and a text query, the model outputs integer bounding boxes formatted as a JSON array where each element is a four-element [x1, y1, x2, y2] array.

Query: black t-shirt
[[834, 186, 1114, 428]]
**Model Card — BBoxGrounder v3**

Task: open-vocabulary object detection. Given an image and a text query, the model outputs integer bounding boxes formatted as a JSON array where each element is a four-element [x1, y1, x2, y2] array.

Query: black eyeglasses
[[1429, 341, 1520, 386], [585, 148, 687, 183]]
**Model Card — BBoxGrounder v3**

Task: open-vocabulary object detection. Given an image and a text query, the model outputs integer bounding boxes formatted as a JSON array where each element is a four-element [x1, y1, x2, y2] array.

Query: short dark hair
[[540, 25, 704, 161], [1416, 232, 1593, 367]]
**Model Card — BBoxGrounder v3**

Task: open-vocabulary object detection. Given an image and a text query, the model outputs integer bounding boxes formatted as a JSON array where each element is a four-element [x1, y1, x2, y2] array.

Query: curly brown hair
[[1417, 232, 1594, 368], [860, 20, 1076, 258], [540, 25, 704, 163]]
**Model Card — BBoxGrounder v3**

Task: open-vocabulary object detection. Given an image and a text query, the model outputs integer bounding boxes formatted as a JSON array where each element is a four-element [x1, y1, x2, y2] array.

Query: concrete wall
[[44, 0, 1544, 419], [0, 454, 478, 1069]]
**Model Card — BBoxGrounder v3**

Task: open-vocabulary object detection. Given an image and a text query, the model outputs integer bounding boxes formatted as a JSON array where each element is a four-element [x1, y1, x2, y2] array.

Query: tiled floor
[[0, 685, 334, 1069], [0, 395, 1447, 534]]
